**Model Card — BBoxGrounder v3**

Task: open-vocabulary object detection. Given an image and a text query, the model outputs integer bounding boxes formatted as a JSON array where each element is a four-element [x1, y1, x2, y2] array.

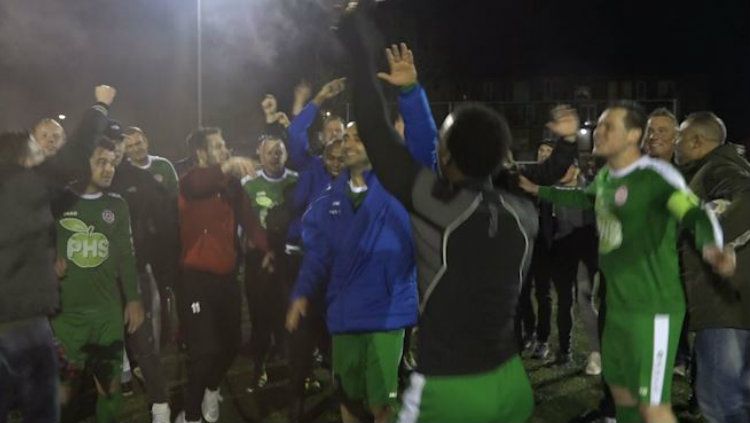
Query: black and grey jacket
[[340, 10, 574, 375], [0, 103, 109, 325]]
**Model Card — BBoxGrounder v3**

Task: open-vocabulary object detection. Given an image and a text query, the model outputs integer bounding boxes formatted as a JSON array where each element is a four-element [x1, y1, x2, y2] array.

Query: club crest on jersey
[[614, 186, 628, 206], [154, 174, 164, 183], [102, 209, 115, 224]]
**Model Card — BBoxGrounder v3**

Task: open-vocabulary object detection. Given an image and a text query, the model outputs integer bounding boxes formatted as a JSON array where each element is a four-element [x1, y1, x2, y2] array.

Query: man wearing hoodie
[[675, 111, 750, 423], [0, 86, 115, 423]]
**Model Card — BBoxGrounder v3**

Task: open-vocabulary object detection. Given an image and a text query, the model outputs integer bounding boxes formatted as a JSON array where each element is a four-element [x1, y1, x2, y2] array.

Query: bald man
[[676, 111, 750, 423], [32, 118, 66, 157]]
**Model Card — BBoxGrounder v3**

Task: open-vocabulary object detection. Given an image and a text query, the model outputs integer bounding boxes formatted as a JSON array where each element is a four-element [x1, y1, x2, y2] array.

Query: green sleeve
[[115, 200, 141, 303], [666, 189, 722, 250], [538, 182, 596, 209]]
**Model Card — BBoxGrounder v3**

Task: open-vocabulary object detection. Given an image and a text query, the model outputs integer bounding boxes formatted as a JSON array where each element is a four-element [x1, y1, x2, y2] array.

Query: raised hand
[[261, 94, 278, 118], [377, 43, 418, 88], [313, 77, 347, 106], [95, 85, 117, 106], [294, 81, 312, 104], [546, 105, 580, 142], [221, 157, 256, 179]]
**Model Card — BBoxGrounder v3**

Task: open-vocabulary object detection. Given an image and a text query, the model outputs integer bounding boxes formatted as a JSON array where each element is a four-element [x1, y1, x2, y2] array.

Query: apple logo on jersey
[[614, 186, 628, 207]]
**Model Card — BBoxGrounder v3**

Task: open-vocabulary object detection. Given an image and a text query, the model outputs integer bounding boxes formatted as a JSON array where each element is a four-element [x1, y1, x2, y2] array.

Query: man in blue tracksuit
[[283, 70, 436, 422], [287, 120, 418, 423]]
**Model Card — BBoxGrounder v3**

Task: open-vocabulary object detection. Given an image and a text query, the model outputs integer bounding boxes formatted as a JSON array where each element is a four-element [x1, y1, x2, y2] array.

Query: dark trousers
[[287, 253, 330, 404], [245, 251, 289, 374], [179, 269, 241, 421], [549, 226, 598, 354], [124, 272, 169, 404], [532, 240, 553, 344], [597, 275, 616, 418], [0, 317, 59, 423]]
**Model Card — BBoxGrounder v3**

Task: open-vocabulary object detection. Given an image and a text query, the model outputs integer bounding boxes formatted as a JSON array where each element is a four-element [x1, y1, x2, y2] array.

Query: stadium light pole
[[197, 0, 203, 127]]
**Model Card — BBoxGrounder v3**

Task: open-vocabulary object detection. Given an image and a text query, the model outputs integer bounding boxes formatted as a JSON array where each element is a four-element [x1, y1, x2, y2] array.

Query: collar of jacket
[[331, 169, 377, 193]]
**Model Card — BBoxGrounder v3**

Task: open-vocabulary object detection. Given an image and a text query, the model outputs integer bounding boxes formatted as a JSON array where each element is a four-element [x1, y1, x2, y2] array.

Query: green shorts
[[602, 311, 684, 405], [398, 356, 533, 423], [332, 329, 405, 408], [51, 310, 124, 385]]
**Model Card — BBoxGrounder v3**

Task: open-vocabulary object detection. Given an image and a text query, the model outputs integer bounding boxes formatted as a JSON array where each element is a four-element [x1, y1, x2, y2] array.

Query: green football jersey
[[242, 169, 298, 228], [134, 155, 179, 196], [539, 156, 721, 313], [56, 192, 140, 313]]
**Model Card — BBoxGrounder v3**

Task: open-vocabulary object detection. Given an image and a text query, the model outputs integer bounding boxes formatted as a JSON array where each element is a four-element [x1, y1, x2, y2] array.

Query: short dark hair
[[0, 131, 31, 165], [445, 104, 512, 178], [648, 107, 678, 126], [609, 100, 647, 135], [684, 111, 727, 144], [186, 127, 222, 155], [94, 137, 117, 152]]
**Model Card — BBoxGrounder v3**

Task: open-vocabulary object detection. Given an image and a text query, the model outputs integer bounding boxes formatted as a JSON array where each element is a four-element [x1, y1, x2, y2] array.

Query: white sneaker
[[201, 389, 222, 423], [173, 411, 202, 423], [151, 402, 171, 423], [585, 351, 602, 376]]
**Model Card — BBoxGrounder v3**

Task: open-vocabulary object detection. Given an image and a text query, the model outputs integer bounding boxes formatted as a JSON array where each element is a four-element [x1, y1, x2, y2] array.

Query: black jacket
[[341, 10, 575, 375], [109, 161, 180, 287], [680, 144, 750, 330], [0, 104, 109, 324]]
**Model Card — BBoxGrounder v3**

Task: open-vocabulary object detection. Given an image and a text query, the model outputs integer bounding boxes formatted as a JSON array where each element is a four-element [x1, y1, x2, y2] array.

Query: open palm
[[377, 43, 418, 87]]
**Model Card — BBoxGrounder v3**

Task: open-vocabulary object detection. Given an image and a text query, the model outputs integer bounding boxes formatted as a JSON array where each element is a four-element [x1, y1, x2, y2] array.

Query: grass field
[[114, 282, 705, 423]]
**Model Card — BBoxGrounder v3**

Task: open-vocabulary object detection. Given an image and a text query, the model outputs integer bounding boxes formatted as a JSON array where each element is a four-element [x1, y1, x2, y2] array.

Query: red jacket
[[179, 165, 268, 275]]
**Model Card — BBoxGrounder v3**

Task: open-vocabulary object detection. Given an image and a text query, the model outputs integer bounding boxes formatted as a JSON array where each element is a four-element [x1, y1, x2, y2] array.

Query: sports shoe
[[201, 389, 222, 423], [174, 411, 202, 423], [585, 352, 602, 376], [151, 402, 170, 423], [246, 369, 269, 393], [531, 342, 550, 360], [304, 376, 322, 394]]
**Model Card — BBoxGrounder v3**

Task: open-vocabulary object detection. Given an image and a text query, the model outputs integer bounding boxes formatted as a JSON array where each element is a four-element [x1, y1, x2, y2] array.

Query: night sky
[[1, 0, 748, 158]]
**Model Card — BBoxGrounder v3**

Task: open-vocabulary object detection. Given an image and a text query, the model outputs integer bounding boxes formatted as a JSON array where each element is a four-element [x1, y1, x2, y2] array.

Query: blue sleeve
[[399, 84, 438, 170], [290, 201, 332, 300], [287, 102, 319, 170]]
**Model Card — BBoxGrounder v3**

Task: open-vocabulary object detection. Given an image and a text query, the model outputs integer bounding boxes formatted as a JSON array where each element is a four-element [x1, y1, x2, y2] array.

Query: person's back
[[411, 175, 537, 375]]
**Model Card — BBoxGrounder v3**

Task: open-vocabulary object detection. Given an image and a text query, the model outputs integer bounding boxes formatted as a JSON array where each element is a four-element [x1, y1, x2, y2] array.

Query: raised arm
[[40, 85, 115, 186], [520, 105, 580, 185], [286, 78, 346, 170], [377, 43, 438, 170], [339, 7, 422, 210]]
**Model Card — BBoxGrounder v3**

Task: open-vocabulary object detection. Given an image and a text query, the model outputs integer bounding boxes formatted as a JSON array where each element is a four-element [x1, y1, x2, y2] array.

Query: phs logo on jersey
[[60, 218, 110, 268]]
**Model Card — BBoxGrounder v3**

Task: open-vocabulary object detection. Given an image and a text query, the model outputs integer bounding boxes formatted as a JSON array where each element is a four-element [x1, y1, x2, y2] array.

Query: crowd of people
[[1, 3, 749, 423]]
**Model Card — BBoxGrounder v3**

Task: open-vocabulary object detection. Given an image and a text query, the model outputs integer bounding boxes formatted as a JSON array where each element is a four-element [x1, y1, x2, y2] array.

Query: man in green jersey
[[520, 101, 735, 423], [53, 137, 145, 423], [123, 126, 180, 197], [242, 135, 298, 391]]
